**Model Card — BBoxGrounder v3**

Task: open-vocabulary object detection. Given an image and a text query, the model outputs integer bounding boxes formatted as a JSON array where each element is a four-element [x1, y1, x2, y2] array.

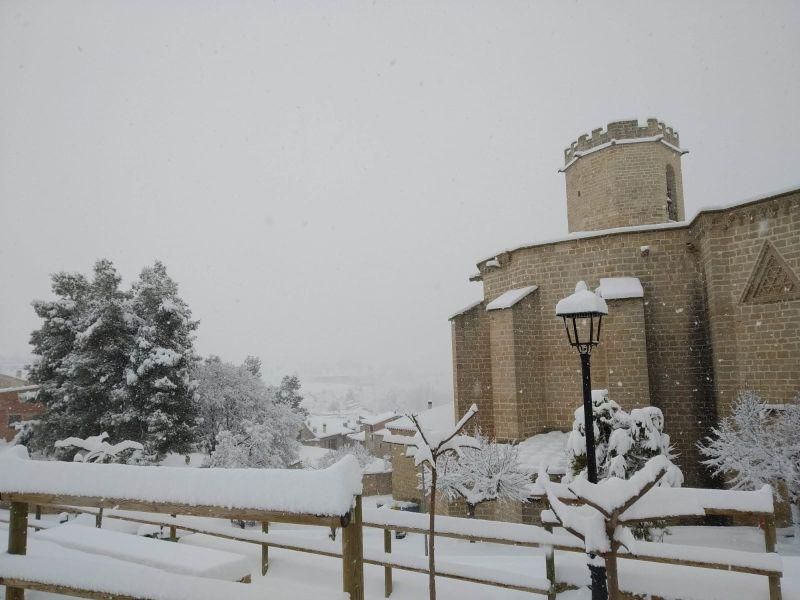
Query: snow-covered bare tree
[[54, 432, 143, 463], [422, 430, 530, 519], [194, 356, 279, 453], [406, 404, 478, 600], [198, 356, 302, 469], [699, 390, 800, 538], [207, 415, 300, 469]]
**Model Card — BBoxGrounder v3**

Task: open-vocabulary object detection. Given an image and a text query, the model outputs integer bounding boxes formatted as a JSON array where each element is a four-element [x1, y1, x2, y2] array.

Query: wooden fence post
[[605, 551, 620, 600], [6, 501, 29, 600], [95, 507, 103, 529], [169, 514, 177, 542], [543, 523, 557, 600], [342, 495, 364, 600], [33, 505, 41, 532], [261, 522, 269, 576], [383, 528, 392, 598], [762, 515, 783, 600]]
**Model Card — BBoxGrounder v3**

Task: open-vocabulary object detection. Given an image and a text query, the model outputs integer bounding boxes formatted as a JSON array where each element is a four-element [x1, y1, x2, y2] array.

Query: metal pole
[[580, 352, 608, 600], [581, 353, 598, 484]]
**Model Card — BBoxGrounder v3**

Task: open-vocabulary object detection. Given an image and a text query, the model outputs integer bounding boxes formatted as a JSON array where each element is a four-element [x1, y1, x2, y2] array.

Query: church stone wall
[[473, 226, 716, 485], [457, 190, 799, 486], [695, 190, 800, 417], [451, 304, 494, 436]]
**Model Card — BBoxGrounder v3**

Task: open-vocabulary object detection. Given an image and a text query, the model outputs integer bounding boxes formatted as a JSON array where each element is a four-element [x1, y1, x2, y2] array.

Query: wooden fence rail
[[30, 483, 783, 600]]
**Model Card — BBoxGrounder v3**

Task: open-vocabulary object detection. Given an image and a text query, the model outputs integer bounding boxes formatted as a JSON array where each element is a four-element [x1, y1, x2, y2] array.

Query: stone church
[[449, 118, 800, 484]]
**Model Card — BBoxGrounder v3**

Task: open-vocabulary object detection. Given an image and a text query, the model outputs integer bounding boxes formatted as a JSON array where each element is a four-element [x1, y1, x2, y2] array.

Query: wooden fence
[[36, 490, 783, 600]]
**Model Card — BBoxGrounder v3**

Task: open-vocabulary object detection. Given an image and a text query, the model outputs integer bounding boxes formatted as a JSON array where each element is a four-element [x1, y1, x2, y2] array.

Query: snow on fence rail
[[0, 448, 365, 600], [540, 456, 783, 600], [0, 447, 361, 520]]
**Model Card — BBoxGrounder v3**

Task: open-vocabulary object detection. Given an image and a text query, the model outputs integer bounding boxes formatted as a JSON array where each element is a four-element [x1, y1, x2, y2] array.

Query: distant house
[[0, 374, 42, 442], [299, 414, 359, 450], [353, 411, 396, 457]]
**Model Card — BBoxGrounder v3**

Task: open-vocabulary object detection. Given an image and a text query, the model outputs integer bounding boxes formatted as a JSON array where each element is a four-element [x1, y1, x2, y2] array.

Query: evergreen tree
[[274, 374, 306, 414], [29, 261, 132, 453], [28, 259, 199, 461], [127, 262, 199, 460], [242, 355, 262, 379]]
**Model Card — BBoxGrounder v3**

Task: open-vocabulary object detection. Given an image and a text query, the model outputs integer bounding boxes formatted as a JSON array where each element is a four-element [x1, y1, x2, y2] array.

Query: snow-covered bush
[[699, 390, 800, 538], [565, 391, 682, 540], [421, 430, 530, 518], [54, 432, 143, 463], [565, 391, 683, 487], [10, 420, 38, 447]]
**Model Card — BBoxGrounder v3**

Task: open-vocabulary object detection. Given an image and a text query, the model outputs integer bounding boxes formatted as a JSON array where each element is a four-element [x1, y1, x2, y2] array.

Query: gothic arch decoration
[[740, 240, 800, 304]]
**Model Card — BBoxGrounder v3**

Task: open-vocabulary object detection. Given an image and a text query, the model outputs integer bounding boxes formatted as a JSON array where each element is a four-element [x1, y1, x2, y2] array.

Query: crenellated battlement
[[563, 118, 681, 164]]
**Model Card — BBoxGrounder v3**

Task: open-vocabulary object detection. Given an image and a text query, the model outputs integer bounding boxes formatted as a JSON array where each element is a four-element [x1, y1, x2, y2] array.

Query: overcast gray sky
[[1, 0, 799, 390]]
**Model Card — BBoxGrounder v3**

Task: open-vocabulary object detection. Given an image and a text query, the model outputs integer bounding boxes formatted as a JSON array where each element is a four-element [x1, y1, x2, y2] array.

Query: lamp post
[[556, 280, 609, 600]]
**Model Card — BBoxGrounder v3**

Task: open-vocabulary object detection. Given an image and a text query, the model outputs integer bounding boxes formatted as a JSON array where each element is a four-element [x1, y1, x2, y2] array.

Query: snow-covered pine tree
[[29, 261, 133, 454], [699, 390, 800, 539], [242, 355, 262, 378], [126, 262, 199, 461], [274, 374, 306, 415], [422, 430, 530, 518]]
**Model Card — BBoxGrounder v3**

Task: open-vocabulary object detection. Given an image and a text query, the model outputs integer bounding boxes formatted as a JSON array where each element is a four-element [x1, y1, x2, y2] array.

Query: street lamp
[[556, 280, 609, 600]]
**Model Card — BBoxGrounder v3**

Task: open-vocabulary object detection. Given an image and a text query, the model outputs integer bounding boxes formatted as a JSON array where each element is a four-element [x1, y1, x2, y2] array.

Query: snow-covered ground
[[2, 497, 797, 600]]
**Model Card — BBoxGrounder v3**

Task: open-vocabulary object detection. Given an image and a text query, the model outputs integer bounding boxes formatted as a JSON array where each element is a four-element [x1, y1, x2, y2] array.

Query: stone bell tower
[[561, 118, 689, 233]]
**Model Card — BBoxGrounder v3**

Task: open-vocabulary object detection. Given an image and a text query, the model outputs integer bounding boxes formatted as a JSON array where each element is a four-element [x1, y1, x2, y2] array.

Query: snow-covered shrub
[[699, 390, 800, 538], [565, 391, 682, 540], [565, 391, 683, 486], [10, 420, 38, 447], [421, 430, 530, 518], [54, 432, 143, 463]]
